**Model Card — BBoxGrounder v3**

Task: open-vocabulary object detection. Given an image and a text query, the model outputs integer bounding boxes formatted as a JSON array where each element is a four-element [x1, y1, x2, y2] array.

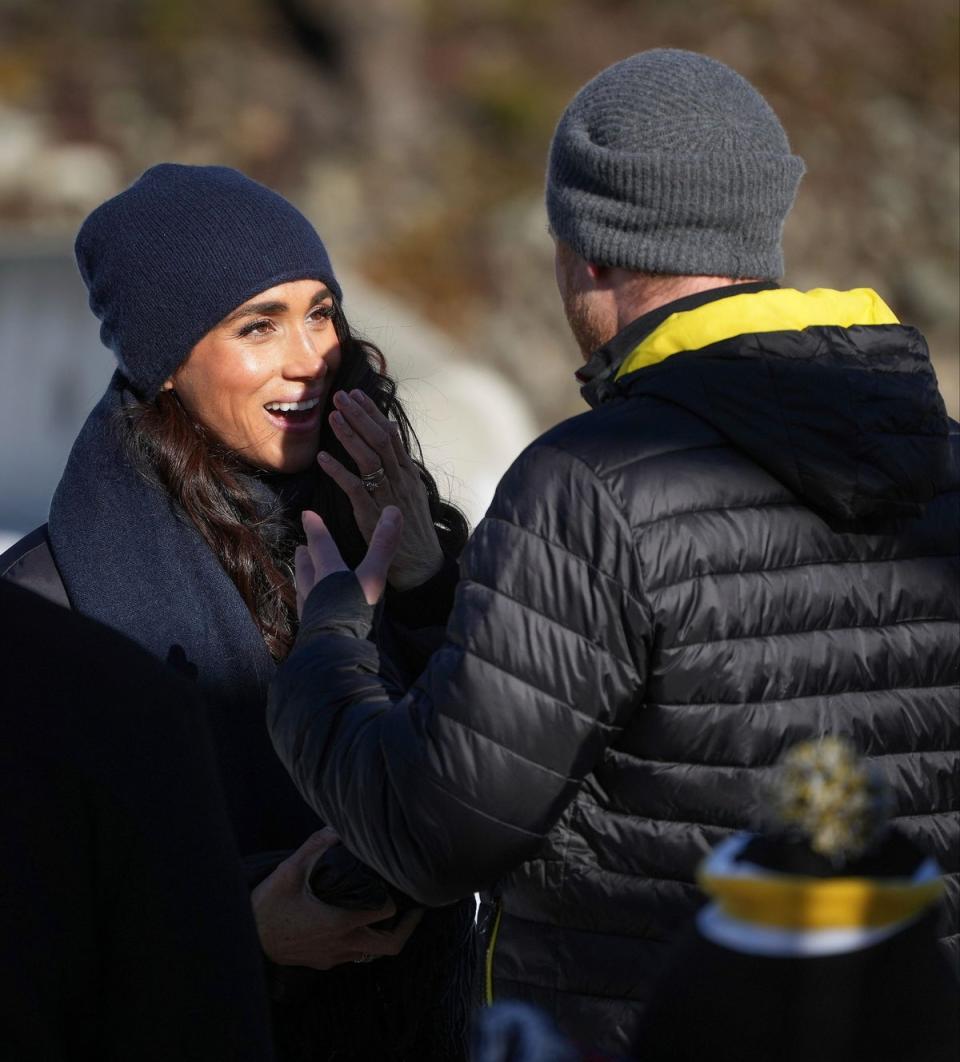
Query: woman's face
[[164, 279, 342, 473]]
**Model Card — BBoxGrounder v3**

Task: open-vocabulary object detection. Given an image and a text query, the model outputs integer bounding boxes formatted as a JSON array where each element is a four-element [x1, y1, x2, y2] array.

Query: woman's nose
[[283, 327, 336, 379]]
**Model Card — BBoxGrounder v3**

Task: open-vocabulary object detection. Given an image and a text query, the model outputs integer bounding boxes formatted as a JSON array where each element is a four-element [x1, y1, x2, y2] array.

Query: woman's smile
[[262, 394, 326, 434], [163, 279, 342, 472]]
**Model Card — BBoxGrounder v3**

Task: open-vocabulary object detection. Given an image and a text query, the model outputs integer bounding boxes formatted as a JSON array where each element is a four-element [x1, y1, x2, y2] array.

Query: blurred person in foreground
[[632, 738, 959, 1061], [0, 164, 475, 1061], [467, 740, 959, 1062], [0, 579, 274, 1061], [267, 49, 959, 1054]]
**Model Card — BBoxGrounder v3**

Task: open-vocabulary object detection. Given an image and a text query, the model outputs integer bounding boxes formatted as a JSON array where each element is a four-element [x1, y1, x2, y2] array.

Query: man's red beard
[[562, 289, 613, 359]]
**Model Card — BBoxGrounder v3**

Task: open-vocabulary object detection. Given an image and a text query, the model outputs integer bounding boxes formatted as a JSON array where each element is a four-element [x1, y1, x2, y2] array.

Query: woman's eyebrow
[[224, 300, 287, 323], [224, 286, 333, 324], [308, 286, 333, 307]]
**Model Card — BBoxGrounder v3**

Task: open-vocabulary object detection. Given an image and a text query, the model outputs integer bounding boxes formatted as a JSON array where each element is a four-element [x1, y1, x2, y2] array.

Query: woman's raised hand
[[318, 389, 444, 591]]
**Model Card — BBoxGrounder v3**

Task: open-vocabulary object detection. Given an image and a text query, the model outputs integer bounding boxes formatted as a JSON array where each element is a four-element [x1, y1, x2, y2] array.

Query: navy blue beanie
[[75, 163, 342, 398]]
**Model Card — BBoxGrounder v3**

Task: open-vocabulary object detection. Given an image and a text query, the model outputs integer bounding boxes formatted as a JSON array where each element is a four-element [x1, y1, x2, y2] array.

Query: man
[[0, 580, 275, 1060], [268, 49, 959, 1053]]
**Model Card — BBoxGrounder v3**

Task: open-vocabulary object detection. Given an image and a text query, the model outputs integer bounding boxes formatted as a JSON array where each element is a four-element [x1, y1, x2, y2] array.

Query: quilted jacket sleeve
[[268, 441, 650, 906]]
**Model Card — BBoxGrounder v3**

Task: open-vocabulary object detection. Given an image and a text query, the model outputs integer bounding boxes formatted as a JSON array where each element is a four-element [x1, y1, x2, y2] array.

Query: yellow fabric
[[698, 867, 943, 932], [615, 287, 900, 379]]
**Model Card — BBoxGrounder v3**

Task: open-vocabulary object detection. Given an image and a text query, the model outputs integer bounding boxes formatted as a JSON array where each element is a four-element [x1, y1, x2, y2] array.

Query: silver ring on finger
[[353, 952, 375, 964], [360, 466, 386, 493]]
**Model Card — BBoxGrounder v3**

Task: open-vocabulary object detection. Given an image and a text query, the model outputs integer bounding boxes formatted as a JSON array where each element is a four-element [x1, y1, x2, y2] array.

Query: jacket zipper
[[483, 899, 503, 1005]]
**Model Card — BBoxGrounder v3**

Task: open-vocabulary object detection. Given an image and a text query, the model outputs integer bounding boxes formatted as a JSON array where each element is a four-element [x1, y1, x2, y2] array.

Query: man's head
[[547, 49, 805, 352]]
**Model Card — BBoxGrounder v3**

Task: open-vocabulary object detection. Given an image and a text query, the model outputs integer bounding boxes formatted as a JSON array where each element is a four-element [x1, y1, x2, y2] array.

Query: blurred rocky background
[[1, 0, 957, 538]]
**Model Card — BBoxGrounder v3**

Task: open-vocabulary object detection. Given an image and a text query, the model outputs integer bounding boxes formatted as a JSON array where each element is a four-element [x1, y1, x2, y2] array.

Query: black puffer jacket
[[269, 285, 959, 1055]]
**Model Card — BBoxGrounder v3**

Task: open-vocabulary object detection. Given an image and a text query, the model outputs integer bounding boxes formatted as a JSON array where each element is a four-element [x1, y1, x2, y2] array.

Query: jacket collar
[[578, 281, 778, 408], [572, 285, 953, 528], [615, 286, 899, 382]]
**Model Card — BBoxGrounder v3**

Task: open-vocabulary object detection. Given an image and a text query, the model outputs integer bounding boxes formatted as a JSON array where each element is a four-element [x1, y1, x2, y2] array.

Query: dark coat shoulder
[[0, 525, 69, 608]]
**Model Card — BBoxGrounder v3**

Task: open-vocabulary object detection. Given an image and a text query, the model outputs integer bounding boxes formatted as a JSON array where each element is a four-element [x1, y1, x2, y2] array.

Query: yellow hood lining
[[615, 287, 899, 380]]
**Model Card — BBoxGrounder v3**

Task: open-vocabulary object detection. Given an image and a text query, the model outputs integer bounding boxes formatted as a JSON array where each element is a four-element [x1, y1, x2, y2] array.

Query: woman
[[0, 164, 474, 1061]]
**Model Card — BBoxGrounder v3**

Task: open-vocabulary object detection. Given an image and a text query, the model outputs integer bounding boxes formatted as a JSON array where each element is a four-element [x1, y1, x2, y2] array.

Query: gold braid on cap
[[771, 738, 892, 864]]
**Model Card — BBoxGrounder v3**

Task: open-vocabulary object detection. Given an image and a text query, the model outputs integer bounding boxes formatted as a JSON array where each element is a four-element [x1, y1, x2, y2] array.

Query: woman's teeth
[[264, 397, 321, 413]]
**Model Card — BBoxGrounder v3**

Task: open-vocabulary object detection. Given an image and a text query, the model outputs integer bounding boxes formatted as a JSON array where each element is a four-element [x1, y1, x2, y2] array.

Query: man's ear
[[161, 377, 175, 392], [586, 261, 609, 284]]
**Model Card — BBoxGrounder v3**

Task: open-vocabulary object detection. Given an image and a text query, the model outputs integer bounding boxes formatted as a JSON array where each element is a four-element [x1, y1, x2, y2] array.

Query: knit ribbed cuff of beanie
[[547, 148, 804, 279]]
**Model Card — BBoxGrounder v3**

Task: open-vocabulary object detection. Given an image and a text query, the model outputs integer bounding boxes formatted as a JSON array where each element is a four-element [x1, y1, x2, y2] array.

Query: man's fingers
[[302, 510, 349, 580], [317, 893, 398, 931], [350, 895, 398, 927], [355, 507, 404, 605], [266, 829, 340, 892], [294, 545, 315, 616], [353, 907, 424, 958], [293, 828, 340, 864], [302, 501, 402, 606], [367, 506, 404, 556], [383, 906, 424, 947]]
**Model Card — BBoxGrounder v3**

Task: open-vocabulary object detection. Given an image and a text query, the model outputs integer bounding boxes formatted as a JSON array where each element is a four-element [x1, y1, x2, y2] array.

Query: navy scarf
[[48, 371, 321, 855]]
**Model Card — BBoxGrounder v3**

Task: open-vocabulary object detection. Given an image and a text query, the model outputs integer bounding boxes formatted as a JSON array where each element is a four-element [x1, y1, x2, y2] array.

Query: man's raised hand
[[297, 506, 404, 615]]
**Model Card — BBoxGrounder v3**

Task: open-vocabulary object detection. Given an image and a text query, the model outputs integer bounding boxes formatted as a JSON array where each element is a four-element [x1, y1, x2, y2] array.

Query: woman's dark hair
[[124, 304, 469, 661]]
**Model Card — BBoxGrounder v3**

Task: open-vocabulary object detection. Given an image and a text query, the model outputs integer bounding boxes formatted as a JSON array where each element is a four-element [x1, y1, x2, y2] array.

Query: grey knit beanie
[[76, 163, 341, 398], [546, 49, 805, 279]]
